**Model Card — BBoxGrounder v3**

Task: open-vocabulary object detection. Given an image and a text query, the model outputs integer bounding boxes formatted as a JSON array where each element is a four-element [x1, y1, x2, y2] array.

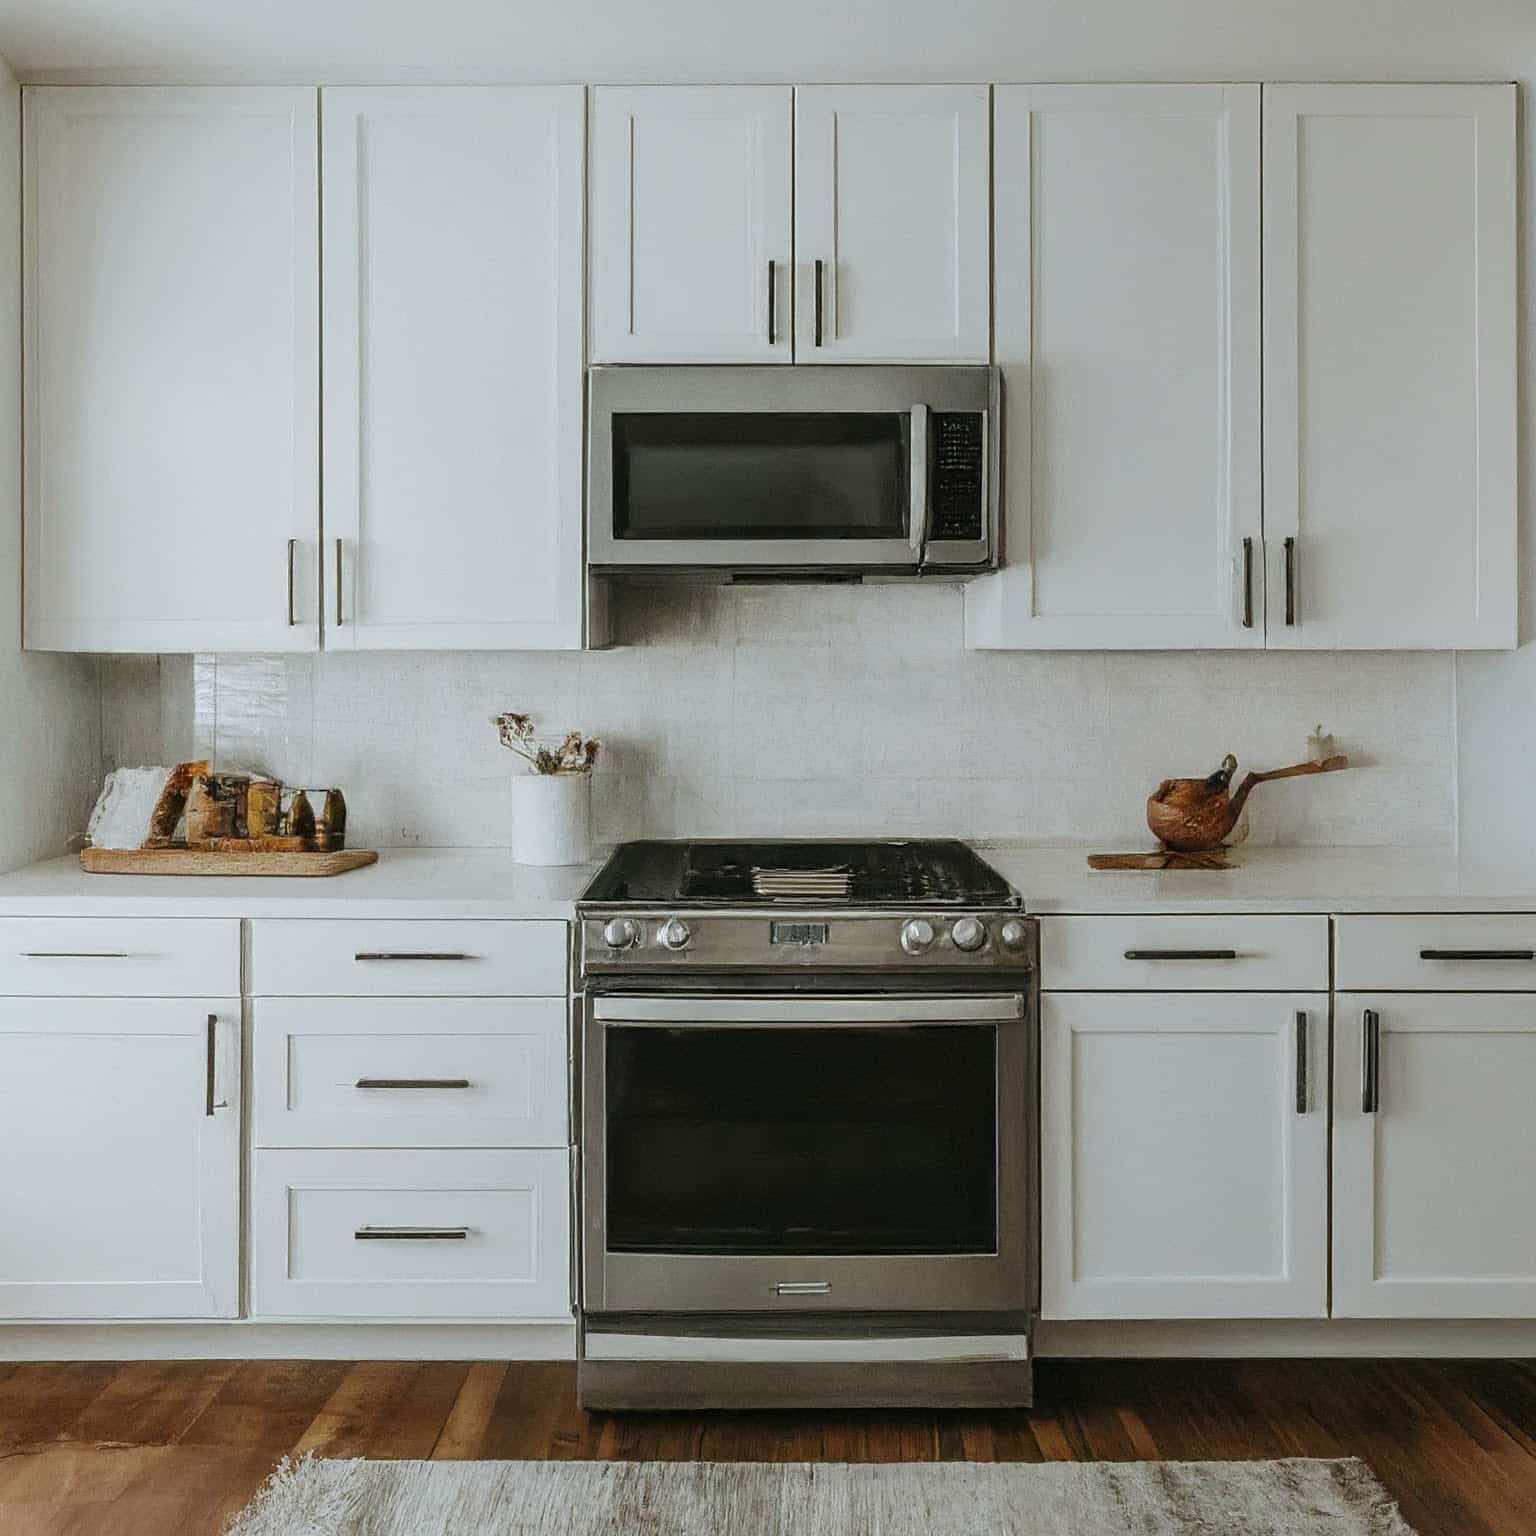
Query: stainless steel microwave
[[587, 366, 999, 579]]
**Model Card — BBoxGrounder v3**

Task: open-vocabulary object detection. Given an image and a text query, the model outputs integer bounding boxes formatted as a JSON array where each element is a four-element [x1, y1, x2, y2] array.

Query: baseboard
[[1036, 1318, 1536, 1358], [0, 1322, 578, 1362], [4, 1318, 1532, 1363]]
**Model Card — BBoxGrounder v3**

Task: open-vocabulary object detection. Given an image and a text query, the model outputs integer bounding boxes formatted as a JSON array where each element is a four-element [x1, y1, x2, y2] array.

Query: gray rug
[[225, 1455, 1417, 1535]]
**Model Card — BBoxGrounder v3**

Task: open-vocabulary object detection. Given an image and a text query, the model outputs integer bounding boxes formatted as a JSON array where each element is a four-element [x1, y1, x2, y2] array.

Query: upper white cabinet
[[322, 87, 585, 649], [1334, 994, 1536, 1318], [590, 86, 792, 364], [589, 84, 988, 363], [794, 86, 989, 362], [1262, 84, 1516, 649], [0, 999, 240, 1319], [1042, 992, 1328, 1320], [24, 87, 320, 654], [967, 85, 1261, 650]]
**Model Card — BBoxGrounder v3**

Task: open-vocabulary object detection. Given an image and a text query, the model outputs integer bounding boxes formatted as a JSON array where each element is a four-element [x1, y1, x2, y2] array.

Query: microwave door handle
[[909, 403, 929, 560]]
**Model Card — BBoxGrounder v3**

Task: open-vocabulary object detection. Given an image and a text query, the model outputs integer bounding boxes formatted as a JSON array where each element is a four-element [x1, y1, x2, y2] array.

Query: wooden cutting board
[[80, 848, 379, 877]]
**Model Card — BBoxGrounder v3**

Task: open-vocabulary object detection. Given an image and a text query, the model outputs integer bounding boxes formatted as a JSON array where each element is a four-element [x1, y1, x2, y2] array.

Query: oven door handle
[[591, 994, 1025, 1026], [909, 403, 930, 561]]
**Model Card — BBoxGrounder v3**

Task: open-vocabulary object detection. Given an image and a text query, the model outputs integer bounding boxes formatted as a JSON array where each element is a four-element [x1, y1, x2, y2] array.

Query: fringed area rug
[[226, 1455, 1417, 1535]]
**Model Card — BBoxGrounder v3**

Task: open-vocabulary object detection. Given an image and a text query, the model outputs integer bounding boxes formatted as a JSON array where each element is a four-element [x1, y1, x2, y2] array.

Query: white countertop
[[0, 849, 597, 919], [984, 845, 1536, 914], [1, 844, 1534, 919]]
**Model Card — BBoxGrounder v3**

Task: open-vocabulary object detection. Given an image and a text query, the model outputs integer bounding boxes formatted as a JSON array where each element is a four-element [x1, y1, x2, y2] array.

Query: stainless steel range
[[574, 839, 1037, 1410]]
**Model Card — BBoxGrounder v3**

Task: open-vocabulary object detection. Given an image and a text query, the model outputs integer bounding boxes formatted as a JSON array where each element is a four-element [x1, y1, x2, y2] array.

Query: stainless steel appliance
[[587, 367, 998, 579], [574, 839, 1037, 1410]]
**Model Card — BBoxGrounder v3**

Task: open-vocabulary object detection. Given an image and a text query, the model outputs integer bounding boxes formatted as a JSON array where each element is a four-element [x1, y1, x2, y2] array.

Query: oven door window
[[611, 413, 910, 541], [604, 1025, 996, 1255]]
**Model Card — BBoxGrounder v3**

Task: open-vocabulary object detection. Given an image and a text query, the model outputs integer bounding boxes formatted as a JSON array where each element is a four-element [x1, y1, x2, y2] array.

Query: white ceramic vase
[[511, 771, 591, 866]]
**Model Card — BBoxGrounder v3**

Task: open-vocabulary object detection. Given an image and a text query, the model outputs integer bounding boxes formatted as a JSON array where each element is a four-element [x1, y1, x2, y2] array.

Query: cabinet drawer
[[252, 997, 568, 1148], [1336, 915, 1536, 991], [248, 919, 567, 996], [251, 1148, 571, 1319], [1041, 915, 1328, 991], [0, 918, 240, 997]]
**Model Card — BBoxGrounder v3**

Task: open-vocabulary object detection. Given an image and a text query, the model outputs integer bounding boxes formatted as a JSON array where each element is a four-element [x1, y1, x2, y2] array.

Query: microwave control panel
[[927, 413, 986, 542]]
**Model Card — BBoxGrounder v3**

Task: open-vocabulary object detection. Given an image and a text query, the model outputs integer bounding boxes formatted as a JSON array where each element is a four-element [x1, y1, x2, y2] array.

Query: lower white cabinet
[[251, 1148, 571, 1320], [1042, 993, 1328, 1320], [0, 999, 240, 1319], [1334, 994, 1536, 1318]]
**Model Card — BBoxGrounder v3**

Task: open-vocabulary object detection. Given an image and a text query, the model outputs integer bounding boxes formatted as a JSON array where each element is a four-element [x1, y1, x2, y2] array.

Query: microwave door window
[[612, 414, 910, 541]]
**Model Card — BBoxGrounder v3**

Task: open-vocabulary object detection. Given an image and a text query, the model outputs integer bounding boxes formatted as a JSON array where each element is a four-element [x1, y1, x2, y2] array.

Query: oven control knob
[[900, 918, 935, 955], [657, 917, 692, 952], [602, 917, 640, 951], [951, 916, 987, 952], [999, 919, 1030, 953]]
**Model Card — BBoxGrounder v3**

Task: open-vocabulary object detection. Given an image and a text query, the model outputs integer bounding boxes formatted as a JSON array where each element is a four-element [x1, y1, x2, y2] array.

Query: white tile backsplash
[[95, 586, 1457, 850]]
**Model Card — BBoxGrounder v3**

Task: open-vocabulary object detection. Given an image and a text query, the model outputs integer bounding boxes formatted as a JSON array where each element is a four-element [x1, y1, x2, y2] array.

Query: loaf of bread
[[147, 760, 210, 845]]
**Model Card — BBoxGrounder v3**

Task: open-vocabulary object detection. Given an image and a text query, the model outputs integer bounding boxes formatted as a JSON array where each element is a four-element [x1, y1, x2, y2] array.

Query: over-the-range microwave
[[587, 366, 999, 580]]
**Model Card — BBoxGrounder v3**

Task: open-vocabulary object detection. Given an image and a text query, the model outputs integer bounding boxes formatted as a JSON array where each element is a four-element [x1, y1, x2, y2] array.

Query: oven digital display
[[770, 921, 828, 947]]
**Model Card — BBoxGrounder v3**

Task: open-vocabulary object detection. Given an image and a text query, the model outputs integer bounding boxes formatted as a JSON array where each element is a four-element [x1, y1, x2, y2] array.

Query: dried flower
[[492, 712, 600, 775]]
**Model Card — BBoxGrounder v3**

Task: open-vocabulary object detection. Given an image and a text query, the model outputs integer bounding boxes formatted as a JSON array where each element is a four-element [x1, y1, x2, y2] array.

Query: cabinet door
[[967, 85, 1261, 649], [1334, 994, 1536, 1318], [23, 87, 319, 653], [1042, 993, 1327, 1319], [0, 1000, 240, 1318], [1263, 85, 1516, 649], [590, 86, 792, 363], [794, 85, 989, 363], [323, 87, 584, 650]]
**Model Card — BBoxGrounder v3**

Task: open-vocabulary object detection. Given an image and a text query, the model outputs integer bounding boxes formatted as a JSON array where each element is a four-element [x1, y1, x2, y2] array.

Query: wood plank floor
[[0, 1359, 1533, 1534]]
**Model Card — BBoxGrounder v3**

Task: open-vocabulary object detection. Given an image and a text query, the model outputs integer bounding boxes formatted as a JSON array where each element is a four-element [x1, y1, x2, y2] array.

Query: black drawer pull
[[354, 952, 473, 963], [354, 1078, 471, 1090], [1123, 949, 1238, 961], [1361, 1009, 1381, 1114], [1419, 949, 1535, 962], [354, 1226, 470, 1241]]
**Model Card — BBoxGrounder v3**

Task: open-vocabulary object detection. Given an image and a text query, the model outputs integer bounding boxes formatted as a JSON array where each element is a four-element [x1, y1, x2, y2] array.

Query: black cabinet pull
[[1419, 948, 1535, 962], [1361, 1009, 1380, 1114], [1123, 949, 1238, 962], [1294, 1010, 1308, 1115], [814, 259, 824, 347], [1241, 536, 1254, 629], [767, 260, 776, 345], [1283, 536, 1297, 625]]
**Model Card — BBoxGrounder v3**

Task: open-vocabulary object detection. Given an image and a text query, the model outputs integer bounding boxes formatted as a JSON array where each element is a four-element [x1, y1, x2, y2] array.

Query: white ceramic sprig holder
[[511, 770, 592, 866]]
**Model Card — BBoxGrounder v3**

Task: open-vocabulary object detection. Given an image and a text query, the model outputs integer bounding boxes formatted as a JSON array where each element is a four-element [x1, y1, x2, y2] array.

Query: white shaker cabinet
[[1041, 993, 1328, 1320], [322, 87, 586, 649], [0, 1000, 240, 1319], [794, 85, 989, 363], [1262, 84, 1516, 649], [1333, 994, 1536, 1318], [590, 86, 793, 364], [967, 85, 1261, 649], [23, 87, 320, 653]]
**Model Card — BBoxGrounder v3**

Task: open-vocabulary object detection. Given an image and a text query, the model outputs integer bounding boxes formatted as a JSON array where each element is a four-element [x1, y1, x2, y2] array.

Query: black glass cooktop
[[580, 839, 1015, 908]]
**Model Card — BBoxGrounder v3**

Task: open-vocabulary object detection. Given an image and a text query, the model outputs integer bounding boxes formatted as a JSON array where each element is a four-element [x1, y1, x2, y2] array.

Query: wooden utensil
[[1146, 752, 1349, 852]]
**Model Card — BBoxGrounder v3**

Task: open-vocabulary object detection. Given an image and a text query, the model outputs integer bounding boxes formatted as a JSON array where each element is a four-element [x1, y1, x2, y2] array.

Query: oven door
[[581, 991, 1032, 1315], [587, 366, 993, 574]]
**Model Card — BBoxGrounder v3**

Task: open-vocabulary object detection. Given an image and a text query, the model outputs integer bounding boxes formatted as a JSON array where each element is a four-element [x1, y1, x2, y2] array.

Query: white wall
[[0, 59, 100, 872], [153, 591, 1455, 852]]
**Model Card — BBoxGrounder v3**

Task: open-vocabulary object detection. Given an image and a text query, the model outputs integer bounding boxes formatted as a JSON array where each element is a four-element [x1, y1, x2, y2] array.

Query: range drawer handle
[[354, 1225, 470, 1241], [774, 1281, 831, 1296], [23, 951, 131, 959], [1123, 949, 1238, 961], [1418, 948, 1535, 962], [353, 952, 474, 963], [353, 1078, 471, 1090]]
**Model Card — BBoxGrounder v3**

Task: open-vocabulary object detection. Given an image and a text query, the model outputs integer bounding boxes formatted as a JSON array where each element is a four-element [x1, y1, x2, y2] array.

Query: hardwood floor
[[0, 1359, 1533, 1534]]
